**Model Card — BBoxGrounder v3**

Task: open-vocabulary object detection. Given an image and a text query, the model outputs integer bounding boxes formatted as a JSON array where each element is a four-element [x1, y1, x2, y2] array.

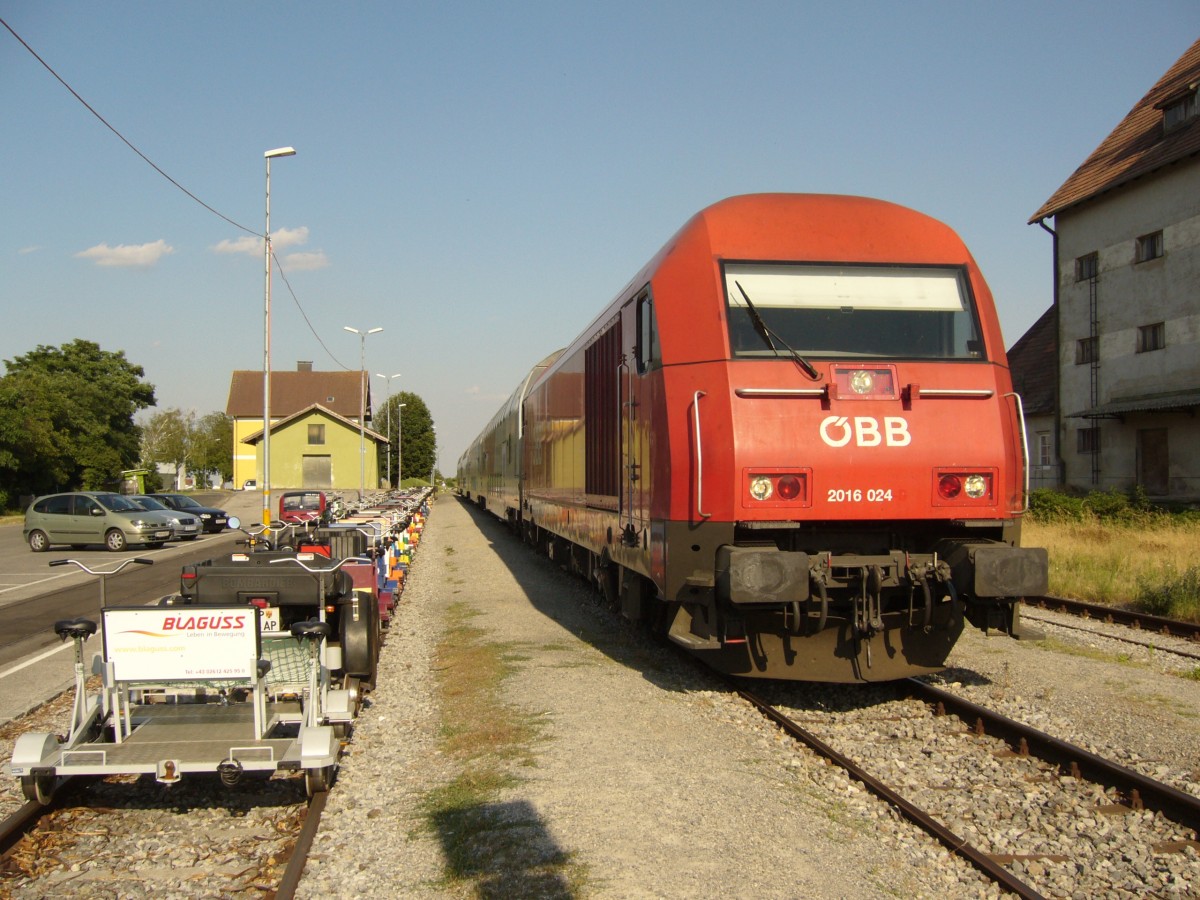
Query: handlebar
[[49, 557, 154, 575], [267, 555, 372, 574]]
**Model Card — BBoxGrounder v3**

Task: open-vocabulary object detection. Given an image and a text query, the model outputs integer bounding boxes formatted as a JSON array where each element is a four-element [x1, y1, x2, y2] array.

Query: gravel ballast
[[300, 499, 994, 898]]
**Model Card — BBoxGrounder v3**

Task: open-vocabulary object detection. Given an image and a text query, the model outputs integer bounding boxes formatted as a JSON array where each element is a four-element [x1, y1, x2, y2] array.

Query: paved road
[[0, 490, 266, 725]]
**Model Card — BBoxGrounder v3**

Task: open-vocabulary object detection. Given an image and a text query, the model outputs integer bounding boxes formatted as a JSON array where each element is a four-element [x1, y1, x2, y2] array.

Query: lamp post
[[374, 372, 401, 488], [396, 402, 407, 485], [344, 325, 383, 501], [262, 146, 295, 531], [430, 424, 437, 486]]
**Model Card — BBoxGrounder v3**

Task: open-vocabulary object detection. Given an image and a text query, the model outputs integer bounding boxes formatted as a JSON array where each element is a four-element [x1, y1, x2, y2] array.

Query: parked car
[[279, 490, 327, 524], [148, 493, 229, 533], [24, 492, 176, 552], [242, 479, 258, 491], [127, 494, 203, 541]]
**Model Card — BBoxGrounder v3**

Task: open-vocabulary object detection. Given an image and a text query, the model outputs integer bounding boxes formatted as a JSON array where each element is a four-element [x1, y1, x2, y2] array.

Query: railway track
[[0, 769, 322, 897], [1025, 595, 1200, 644], [737, 678, 1200, 898], [1021, 595, 1200, 666]]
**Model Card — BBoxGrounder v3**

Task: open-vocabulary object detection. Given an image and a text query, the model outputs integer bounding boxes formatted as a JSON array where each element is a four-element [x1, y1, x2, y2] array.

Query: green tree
[[141, 408, 195, 477], [140, 408, 232, 489], [0, 340, 156, 502], [193, 412, 233, 486], [382, 391, 435, 485]]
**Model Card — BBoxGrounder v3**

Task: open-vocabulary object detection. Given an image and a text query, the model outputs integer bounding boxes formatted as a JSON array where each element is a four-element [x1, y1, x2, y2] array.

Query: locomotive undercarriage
[[664, 520, 1047, 683]]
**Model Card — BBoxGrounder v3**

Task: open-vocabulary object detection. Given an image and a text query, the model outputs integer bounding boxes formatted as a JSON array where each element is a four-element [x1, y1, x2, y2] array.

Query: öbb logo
[[819, 416, 912, 448]]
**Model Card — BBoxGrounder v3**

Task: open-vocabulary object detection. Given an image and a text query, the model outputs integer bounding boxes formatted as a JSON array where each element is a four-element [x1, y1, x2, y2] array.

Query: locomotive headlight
[[964, 474, 987, 499], [749, 476, 774, 501], [849, 369, 874, 394]]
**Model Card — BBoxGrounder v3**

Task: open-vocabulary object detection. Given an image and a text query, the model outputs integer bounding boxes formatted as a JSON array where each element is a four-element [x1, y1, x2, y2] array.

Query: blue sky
[[3, 3, 1197, 472]]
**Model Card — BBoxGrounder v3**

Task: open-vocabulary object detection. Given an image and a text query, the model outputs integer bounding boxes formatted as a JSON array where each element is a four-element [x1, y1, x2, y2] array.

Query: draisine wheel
[[305, 765, 335, 797], [21, 773, 56, 805]]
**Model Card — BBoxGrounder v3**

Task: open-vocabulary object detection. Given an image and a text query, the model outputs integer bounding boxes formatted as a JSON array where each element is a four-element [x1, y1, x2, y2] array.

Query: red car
[[279, 490, 327, 525]]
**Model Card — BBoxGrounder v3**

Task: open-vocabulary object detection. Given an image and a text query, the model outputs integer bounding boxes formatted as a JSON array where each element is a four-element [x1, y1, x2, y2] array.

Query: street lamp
[[396, 402, 407, 485], [430, 424, 437, 486], [344, 325, 383, 501], [374, 372, 401, 488], [263, 146, 296, 531]]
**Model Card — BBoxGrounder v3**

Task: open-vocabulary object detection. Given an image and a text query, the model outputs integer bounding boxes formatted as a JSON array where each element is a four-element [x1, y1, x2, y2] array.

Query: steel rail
[[736, 687, 1045, 899], [1024, 595, 1200, 642], [905, 678, 1200, 832], [273, 789, 329, 899], [0, 798, 50, 859]]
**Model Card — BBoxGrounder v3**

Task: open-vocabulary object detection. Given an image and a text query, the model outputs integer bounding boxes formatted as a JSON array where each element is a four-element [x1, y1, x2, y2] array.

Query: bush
[[1028, 488, 1165, 526]]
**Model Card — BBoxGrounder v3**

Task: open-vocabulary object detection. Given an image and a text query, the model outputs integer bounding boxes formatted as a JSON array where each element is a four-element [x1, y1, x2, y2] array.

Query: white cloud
[[75, 239, 175, 268], [211, 225, 311, 258], [272, 226, 309, 251], [18, 246, 41, 255], [284, 250, 329, 271], [212, 235, 261, 256]]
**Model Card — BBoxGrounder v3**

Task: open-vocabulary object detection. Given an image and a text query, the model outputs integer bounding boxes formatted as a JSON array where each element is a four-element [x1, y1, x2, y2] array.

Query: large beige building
[[1029, 38, 1200, 500], [225, 363, 384, 491]]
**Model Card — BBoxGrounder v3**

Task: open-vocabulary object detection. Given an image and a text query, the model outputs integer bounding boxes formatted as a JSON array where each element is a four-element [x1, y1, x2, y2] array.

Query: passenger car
[[148, 493, 229, 533], [24, 492, 176, 552], [128, 495, 203, 541], [242, 479, 258, 491]]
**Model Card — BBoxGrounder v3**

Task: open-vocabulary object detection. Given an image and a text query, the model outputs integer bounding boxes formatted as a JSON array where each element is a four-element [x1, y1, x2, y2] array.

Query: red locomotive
[[459, 194, 1047, 682]]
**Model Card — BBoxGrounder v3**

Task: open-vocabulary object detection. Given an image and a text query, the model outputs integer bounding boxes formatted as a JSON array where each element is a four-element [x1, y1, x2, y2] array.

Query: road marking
[[0, 640, 74, 680], [0, 571, 74, 595]]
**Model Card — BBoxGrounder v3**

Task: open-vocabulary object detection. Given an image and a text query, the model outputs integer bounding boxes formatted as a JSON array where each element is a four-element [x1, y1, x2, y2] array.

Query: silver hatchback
[[128, 495, 203, 541], [24, 492, 177, 552]]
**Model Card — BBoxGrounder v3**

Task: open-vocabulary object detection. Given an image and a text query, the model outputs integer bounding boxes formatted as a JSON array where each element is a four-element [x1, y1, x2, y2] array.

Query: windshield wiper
[[734, 281, 821, 381]]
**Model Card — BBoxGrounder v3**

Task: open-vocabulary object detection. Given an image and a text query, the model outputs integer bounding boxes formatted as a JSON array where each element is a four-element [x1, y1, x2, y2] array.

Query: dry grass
[[1025, 518, 1200, 620], [421, 601, 588, 896]]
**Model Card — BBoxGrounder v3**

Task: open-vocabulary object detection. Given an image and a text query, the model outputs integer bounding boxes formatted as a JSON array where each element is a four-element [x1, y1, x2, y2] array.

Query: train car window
[[723, 262, 985, 361], [635, 288, 660, 374]]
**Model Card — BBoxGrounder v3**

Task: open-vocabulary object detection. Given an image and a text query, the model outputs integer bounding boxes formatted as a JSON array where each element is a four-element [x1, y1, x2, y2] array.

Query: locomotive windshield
[[723, 262, 985, 360]]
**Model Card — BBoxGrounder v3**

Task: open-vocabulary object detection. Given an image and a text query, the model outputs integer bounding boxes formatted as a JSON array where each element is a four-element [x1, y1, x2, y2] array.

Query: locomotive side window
[[722, 262, 985, 361], [635, 288, 660, 374]]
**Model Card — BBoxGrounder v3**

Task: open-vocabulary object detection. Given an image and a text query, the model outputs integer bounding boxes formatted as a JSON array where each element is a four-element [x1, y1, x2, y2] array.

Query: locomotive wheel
[[21, 773, 56, 805], [596, 553, 620, 611]]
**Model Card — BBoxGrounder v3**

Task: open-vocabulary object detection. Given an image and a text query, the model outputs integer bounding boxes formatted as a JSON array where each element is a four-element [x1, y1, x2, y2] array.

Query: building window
[[1036, 431, 1053, 467], [1074, 252, 1098, 281], [1136, 231, 1163, 263], [1075, 336, 1098, 365], [308, 424, 326, 445], [1077, 427, 1100, 454], [1137, 322, 1165, 353], [1163, 91, 1197, 131]]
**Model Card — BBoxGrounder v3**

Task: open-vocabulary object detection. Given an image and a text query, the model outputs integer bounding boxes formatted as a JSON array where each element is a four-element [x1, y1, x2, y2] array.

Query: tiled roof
[[226, 370, 369, 419], [1007, 306, 1057, 416], [1029, 37, 1200, 223]]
